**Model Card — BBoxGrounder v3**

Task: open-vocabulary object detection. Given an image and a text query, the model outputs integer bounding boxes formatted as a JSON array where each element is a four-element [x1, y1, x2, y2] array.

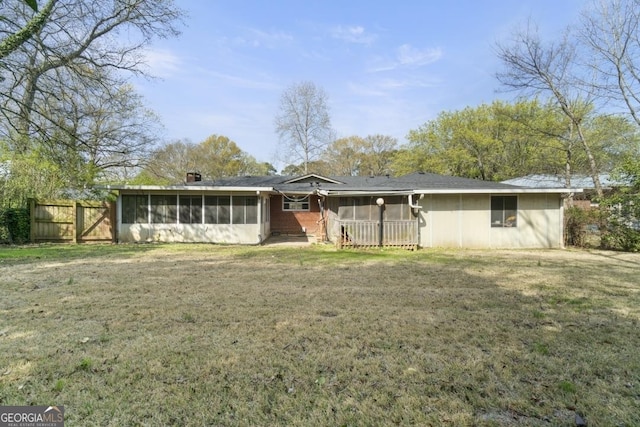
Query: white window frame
[[282, 195, 310, 212]]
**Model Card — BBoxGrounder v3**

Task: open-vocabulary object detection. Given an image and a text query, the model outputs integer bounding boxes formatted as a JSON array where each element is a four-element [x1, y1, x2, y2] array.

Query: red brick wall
[[270, 194, 322, 236]]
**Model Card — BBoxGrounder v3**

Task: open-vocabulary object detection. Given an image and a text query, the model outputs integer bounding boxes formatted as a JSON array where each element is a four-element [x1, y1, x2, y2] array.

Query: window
[[150, 195, 177, 224], [283, 195, 310, 211], [204, 196, 230, 224], [263, 197, 270, 223], [122, 195, 148, 224], [179, 195, 202, 224], [233, 196, 258, 224], [491, 196, 517, 227]]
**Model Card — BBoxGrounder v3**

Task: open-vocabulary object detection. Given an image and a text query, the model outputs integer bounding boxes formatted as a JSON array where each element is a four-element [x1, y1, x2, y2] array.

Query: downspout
[[257, 190, 263, 244], [408, 194, 423, 212], [408, 193, 423, 249], [116, 192, 121, 243]]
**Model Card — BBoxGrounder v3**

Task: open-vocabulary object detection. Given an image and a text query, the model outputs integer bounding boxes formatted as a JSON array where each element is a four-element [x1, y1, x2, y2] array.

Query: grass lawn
[[0, 243, 639, 426]]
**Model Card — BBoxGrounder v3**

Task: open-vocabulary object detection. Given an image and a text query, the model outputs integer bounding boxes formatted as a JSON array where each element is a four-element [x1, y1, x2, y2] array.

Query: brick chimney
[[186, 172, 202, 183]]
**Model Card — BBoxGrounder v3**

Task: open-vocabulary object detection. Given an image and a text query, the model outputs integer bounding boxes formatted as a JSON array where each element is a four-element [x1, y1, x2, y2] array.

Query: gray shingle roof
[[188, 172, 521, 192]]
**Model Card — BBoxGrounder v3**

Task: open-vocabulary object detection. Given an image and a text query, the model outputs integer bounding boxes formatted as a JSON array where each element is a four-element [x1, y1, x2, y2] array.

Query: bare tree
[[0, 0, 184, 148], [496, 23, 604, 197], [274, 81, 334, 174], [0, 0, 183, 195], [35, 74, 162, 183], [579, 0, 640, 126]]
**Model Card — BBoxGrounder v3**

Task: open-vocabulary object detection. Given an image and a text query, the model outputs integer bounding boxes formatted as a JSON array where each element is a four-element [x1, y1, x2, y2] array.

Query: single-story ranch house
[[105, 172, 580, 249]]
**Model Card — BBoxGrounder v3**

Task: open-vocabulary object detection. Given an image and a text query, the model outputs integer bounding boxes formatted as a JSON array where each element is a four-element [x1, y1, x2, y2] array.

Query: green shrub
[[0, 207, 30, 244], [601, 221, 640, 252], [599, 183, 640, 252], [564, 206, 601, 248]]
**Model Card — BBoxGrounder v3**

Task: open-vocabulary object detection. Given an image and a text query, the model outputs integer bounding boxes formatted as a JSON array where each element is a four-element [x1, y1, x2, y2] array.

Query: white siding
[[419, 193, 563, 249], [118, 223, 262, 244]]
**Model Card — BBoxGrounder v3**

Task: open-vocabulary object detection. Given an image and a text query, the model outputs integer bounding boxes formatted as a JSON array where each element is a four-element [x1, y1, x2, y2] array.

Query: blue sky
[[134, 0, 587, 170]]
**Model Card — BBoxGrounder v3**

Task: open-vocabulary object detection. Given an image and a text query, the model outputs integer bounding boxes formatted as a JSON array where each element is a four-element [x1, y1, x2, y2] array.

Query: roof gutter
[[412, 188, 582, 195], [316, 189, 414, 196], [318, 188, 581, 196], [98, 184, 274, 192]]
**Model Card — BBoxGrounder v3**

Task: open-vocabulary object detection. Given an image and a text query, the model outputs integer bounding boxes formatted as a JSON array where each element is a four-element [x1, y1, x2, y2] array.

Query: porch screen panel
[[122, 195, 148, 224], [354, 197, 371, 221], [204, 196, 216, 223], [232, 196, 244, 224], [150, 195, 177, 224], [338, 197, 354, 220], [263, 197, 270, 222], [191, 196, 203, 224], [384, 196, 406, 221], [245, 197, 258, 224], [218, 197, 231, 224], [204, 196, 231, 224], [179, 195, 202, 224], [232, 196, 258, 224]]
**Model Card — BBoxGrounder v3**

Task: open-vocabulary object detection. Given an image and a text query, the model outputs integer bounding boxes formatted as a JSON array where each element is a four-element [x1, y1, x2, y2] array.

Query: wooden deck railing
[[337, 220, 418, 249]]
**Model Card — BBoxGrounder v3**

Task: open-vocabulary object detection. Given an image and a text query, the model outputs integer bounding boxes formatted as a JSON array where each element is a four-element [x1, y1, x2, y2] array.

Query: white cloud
[[330, 25, 376, 44], [234, 28, 293, 49], [193, 67, 279, 91], [396, 44, 443, 67], [347, 81, 387, 97], [143, 48, 183, 78], [348, 77, 441, 97], [366, 44, 443, 73]]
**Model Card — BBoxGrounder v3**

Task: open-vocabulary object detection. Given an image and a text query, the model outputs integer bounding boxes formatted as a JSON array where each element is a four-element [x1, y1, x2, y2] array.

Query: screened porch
[[330, 195, 419, 249]]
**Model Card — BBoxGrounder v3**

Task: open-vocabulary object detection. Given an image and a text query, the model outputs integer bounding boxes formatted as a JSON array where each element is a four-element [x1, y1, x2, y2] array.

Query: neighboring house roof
[[104, 172, 580, 195], [502, 173, 627, 189]]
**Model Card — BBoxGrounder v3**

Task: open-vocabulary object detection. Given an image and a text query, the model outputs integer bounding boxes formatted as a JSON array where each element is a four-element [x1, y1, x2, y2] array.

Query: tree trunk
[[0, 0, 57, 59], [564, 148, 573, 204], [575, 122, 604, 198]]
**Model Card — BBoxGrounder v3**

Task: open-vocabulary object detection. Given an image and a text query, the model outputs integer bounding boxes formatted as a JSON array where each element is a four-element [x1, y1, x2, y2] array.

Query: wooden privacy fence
[[338, 220, 418, 249], [30, 199, 115, 243]]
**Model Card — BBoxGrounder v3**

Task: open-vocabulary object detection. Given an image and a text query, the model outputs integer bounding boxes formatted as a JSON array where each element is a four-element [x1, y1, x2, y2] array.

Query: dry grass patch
[[0, 244, 639, 426]]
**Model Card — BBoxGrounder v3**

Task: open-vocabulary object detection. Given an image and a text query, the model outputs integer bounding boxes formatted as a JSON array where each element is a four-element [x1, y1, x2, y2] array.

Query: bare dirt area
[[1, 244, 639, 426]]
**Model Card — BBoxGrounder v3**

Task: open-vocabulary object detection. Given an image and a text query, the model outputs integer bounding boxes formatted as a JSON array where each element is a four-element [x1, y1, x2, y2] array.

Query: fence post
[[110, 201, 117, 243], [29, 198, 36, 243], [72, 200, 78, 243]]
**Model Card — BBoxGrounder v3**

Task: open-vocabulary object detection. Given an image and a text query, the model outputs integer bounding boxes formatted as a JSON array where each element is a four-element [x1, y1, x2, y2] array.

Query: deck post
[[376, 198, 385, 247]]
